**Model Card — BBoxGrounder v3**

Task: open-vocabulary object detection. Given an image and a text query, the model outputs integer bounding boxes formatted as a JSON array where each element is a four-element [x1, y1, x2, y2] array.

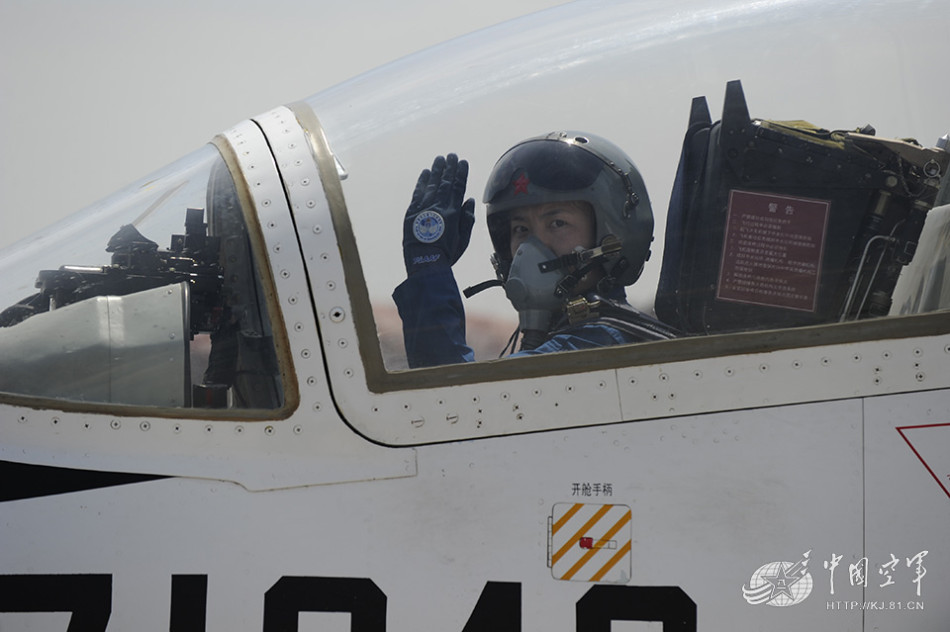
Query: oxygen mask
[[505, 235, 568, 334]]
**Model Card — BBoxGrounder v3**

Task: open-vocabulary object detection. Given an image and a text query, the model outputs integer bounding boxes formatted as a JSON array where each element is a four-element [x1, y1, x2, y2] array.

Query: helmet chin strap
[[462, 278, 503, 298], [462, 252, 507, 298]]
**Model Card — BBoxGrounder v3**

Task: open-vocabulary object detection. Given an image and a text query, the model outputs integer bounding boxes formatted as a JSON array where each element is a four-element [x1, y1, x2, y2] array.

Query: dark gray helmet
[[483, 131, 653, 289]]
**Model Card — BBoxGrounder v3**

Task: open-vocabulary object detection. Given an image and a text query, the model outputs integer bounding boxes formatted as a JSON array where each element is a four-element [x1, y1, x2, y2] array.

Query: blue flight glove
[[402, 153, 476, 276]]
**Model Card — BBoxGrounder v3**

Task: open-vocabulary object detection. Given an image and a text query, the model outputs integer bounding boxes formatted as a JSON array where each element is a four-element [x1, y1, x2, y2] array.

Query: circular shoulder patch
[[413, 210, 445, 243]]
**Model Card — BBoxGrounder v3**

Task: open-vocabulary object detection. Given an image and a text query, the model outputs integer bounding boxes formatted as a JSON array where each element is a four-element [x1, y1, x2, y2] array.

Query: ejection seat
[[654, 80, 949, 335]]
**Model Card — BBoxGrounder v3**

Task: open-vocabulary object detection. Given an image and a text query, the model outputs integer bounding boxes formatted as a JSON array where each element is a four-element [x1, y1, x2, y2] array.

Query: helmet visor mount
[[485, 138, 605, 201]]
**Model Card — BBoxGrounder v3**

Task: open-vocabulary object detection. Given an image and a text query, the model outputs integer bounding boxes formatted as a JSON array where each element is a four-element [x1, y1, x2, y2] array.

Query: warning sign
[[548, 503, 632, 583], [897, 423, 950, 499], [717, 190, 830, 312]]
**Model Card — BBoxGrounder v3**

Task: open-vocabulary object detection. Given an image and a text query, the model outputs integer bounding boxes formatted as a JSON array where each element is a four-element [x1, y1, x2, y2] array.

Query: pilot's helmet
[[483, 131, 653, 291]]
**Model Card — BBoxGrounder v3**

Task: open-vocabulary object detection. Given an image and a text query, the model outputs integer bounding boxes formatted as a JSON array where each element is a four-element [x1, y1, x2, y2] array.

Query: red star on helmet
[[513, 173, 530, 195]]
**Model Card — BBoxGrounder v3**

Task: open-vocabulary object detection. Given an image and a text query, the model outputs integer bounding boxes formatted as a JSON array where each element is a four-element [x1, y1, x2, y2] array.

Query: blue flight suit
[[393, 265, 676, 368]]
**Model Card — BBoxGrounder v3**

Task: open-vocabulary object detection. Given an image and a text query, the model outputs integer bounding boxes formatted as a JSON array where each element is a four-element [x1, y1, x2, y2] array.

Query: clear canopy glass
[[0, 146, 284, 410], [1, 0, 947, 410], [305, 0, 950, 370]]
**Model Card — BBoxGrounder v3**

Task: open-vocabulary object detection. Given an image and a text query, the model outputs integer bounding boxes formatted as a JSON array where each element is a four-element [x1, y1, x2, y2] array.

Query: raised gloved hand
[[402, 153, 476, 276]]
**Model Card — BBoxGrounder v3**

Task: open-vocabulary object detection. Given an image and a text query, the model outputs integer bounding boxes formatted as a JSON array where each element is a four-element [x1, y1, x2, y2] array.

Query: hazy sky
[[0, 0, 567, 248]]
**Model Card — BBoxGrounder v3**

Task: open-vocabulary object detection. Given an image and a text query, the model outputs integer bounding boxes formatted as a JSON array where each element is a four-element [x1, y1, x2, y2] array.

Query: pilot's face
[[508, 201, 596, 259]]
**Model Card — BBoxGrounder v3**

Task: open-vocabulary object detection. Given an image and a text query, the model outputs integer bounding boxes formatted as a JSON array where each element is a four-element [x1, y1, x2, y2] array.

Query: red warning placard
[[717, 190, 830, 312]]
